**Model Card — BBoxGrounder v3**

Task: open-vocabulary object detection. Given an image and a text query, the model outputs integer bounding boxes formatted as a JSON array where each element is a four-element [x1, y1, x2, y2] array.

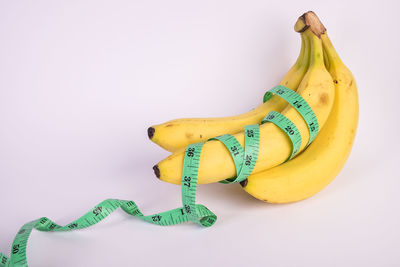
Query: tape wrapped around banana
[[152, 15, 335, 185], [241, 12, 359, 203], [149, 11, 358, 204]]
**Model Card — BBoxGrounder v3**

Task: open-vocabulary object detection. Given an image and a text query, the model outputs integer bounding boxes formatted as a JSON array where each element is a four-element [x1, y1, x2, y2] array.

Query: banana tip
[[147, 127, 155, 139], [240, 179, 248, 188], [153, 165, 160, 179]]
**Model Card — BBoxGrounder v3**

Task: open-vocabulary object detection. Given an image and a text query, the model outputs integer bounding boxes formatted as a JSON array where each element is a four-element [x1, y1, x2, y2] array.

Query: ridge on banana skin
[[148, 34, 310, 152], [155, 29, 335, 185], [242, 29, 358, 203]]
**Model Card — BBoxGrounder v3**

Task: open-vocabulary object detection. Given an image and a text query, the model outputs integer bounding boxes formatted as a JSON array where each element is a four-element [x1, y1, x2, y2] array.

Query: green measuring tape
[[0, 85, 318, 266], [262, 111, 301, 160], [210, 124, 260, 184], [264, 85, 319, 146], [0, 199, 216, 266]]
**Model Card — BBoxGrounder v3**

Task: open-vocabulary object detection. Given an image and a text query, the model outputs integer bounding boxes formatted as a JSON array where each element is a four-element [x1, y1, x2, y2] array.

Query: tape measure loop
[[262, 111, 302, 160], [181, 142, 218, 226], [209, 125, 260, 184], [209, 134, 245, 183], [263, 85, 319, 145]]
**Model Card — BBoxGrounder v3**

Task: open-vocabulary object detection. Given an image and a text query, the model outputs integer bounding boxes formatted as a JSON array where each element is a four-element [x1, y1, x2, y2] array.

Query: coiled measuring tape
[[0, 85, 318, 266], [263, 85, 319, 146]]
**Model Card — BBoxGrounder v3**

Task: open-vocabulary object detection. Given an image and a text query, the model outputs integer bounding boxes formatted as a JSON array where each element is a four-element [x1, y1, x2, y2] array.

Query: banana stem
[[321, 33, 344, 68], [295, 11, 334, 71], [294, 11, 326, 37], [306, 30, 324, 68], [293, 34, 306, 68], [323, 44, 330, 70], [300, 32, 311, 70]]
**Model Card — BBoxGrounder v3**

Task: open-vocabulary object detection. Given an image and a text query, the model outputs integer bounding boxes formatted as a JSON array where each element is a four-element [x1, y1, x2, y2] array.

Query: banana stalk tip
[[295, 11, 326, 37], [153, 165, 160, 179], [148, 127, 155, 139]]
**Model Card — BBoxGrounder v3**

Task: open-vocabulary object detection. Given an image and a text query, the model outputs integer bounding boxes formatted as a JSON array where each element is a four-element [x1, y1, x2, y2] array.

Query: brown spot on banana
[[346, 79, 355, 93], [319, 93, 329, 105], [185, 132, 193, 139]]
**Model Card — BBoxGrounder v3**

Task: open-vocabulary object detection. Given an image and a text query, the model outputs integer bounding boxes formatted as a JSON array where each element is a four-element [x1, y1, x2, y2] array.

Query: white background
[[1, 0, 399, 266]]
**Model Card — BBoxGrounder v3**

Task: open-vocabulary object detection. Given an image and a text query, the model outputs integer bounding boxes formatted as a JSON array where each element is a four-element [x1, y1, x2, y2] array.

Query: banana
[[154, 25, 335, 185], [148, 33, 310, 152], [241, 11, 359, 203]]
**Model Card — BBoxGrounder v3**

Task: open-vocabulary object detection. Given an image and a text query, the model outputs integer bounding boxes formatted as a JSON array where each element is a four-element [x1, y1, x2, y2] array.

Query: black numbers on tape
[[187, 148, 195, 157], [309, 122, 316, 132], [40, 218, 48, 224], [12, 245, 19, 255], [230, 146, 239, 156], [68, 223, 78, 229], [267, 114, 275, 120], [48, 223, 56, 230], [293, 100, 302, 109], [276, 88, 285, 95], [247, 129, 254, 137], [245, 155, 252, 166], [93, 206, 102, 216], [183, 176, 191, 187], [184, 205, 191, 214], [1, 256, 7, 264], [152, 215, 162, 222], [285, 126, 295, 135]]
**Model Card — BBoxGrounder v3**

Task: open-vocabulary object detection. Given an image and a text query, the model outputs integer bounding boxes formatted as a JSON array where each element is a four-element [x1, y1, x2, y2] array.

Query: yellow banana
[[148, 34, 310, 152], [242, 12, 359, 203], [154, 26, 335, 184]]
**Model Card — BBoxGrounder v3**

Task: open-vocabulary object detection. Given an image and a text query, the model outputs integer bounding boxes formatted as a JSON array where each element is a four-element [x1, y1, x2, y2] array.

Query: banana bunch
[[147, 11, 358, 203]]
